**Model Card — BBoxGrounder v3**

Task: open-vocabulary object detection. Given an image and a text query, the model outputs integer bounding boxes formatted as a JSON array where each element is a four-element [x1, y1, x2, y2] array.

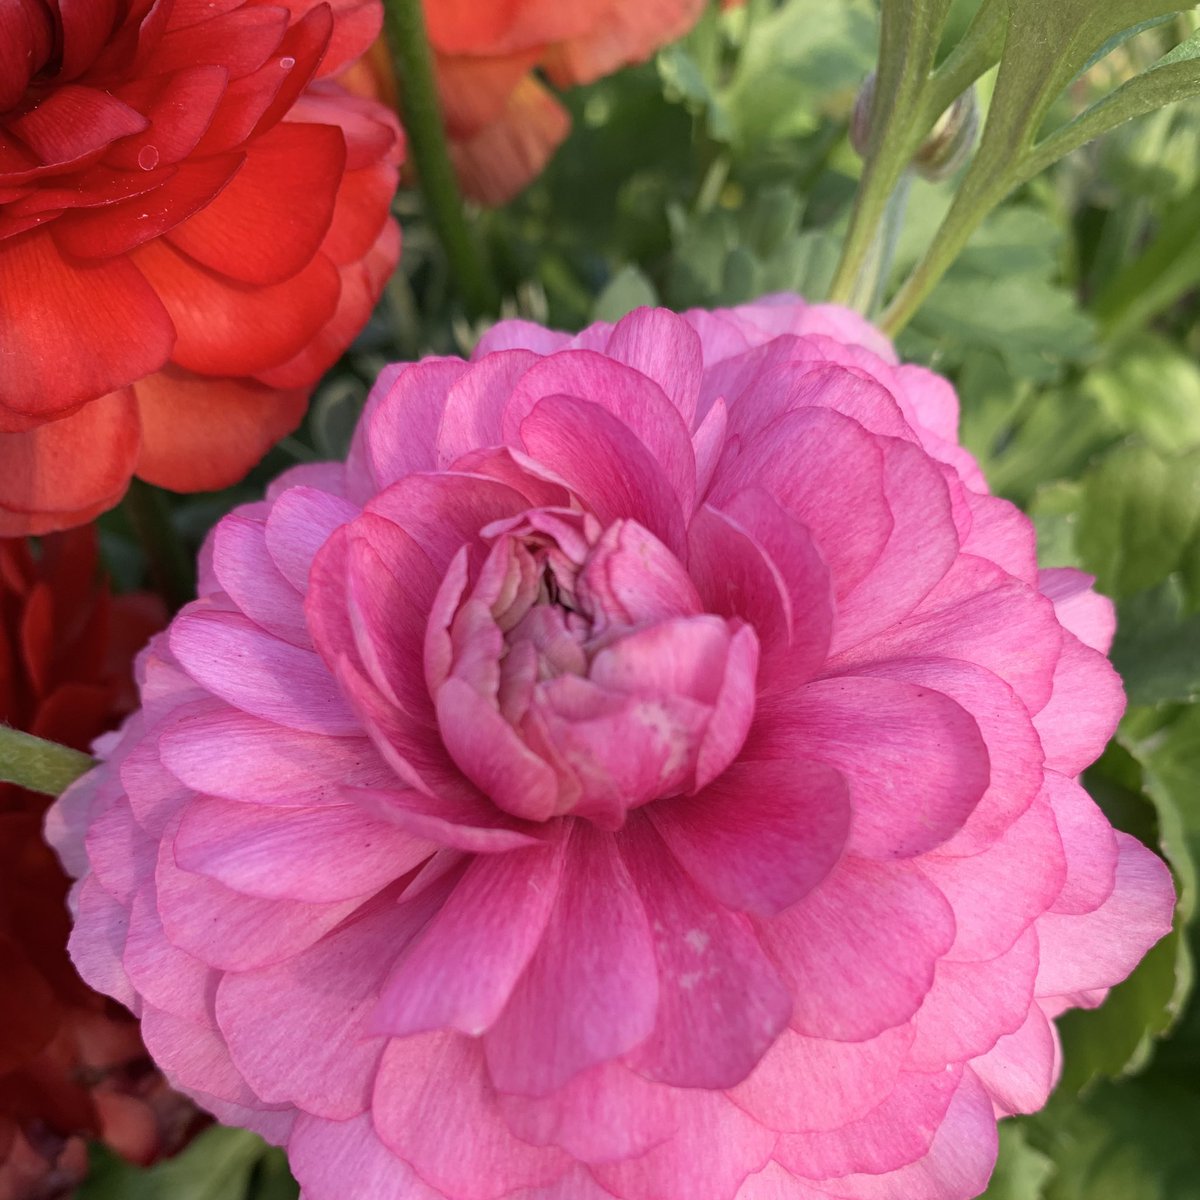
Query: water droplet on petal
[[279, 56, 295, 70], [137, 145, 159, 171]]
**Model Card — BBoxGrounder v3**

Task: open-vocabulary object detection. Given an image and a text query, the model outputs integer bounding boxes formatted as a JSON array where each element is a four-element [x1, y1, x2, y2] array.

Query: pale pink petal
[[437, 349, 541, 463], [961, 492, 1037, 584], [264, 484, 360, 592], [211, 512, 310, 645], [1038, 567, 1116, 653], [1043, 771, 1118, 915], [123, 884, 216, 1025], [1035, 833, 1175, 997], [68, 875, 138, 1012], [759, 858, 955, 1041], [604, 307, 704, 429], [373, 1033, 568, 1200], [970, 1006, 1058, 1116]]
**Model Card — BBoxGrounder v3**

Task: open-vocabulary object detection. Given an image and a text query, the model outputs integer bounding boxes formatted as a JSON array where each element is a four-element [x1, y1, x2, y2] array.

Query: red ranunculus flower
[[0, 527, 199, 1200], [420, 0, 705, 204], [0, 0, 403, 537]]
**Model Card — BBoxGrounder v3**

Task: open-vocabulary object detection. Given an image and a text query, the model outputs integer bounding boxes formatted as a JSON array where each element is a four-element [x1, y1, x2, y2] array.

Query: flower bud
[[851, 73, 979, 181]]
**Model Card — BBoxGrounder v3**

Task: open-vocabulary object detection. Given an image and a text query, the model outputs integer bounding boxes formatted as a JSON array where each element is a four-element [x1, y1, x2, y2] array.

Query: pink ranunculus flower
[[47, 297, 1175, 1200]]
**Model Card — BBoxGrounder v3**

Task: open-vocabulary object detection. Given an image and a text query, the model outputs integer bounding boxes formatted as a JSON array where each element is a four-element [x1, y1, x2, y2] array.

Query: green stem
[[384, 0, 500, 318], [0, 726, 93, 796], [842, 170, 912, 317], [123, 479, 194, 612]]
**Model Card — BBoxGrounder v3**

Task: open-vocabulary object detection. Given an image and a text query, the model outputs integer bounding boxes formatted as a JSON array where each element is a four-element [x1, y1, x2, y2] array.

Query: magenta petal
[[809, 1069, 998, 1200], [485, 823, 658, 1095], [158, 707, 391, 806], [438, 676, 561, 821], [1039, 567, 1116, 652], [212, 512, 309, 646], [437, 349, 543, 463], [730, 1023, 912, 1134], [217, 903, 416, 1120], [759, 857, 955, 1041], [498, 1061, 679, 1163], [736, 1163, 829, 1200], [962, 492, 1038, 584], [970, 1004, 1058, 1116], [155, 813, 363, 971], [922, 789, 1066, 963], [170, 607, 359, 735], [620, 818, 792, 1089], [590, 1089, 775, 1200], [830, 437, 959, 653], [761, 675, 988, 859], [519, 395, 688, 554], [289, 1112, 443, 1200], [856, 657, 1044, 857], [507, 349, 697, 512], [372, 1033, 568, 1200], [775, 1066, 961, 1180], [651, 759, 849, 916], [374, 835, 567, 1038], [1035, 833, 1175, 997], [173, 796, 428, 902], [264, 484, 359, 592], [907, 925, 1039, 1071], [604, 307, 704, 428], [1044, 771, 1119, 915], [1033, 629, 1125, 775], [710, 407, 892, 600]]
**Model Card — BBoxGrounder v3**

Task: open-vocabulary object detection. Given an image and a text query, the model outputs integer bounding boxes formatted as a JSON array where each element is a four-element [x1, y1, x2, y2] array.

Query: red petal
[[0, 390, 140, 535], [256, 216, 398, 388], [276, 0, 382, 76], [8, 85, 148, 165], [107, 65, 230, 169], [166, 122, 345, 285], [132, 237, 340, 376], [52, 153, 244, 259], [143, 5, 289, 78], [0, 230, 174, 415], [133, 367, 306, 491], [0, 0, 54, 110], [58, 0, 122, 78]]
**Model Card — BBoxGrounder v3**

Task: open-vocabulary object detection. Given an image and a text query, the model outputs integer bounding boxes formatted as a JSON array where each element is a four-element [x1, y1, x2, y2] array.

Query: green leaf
[[981, 1122, 1056, 1199], [79, 1128, 270, 1200], [1029, 480, 1087, 567], [1075, 442, 1200, 598], [1111, 576, 1200, 705], [657, 44, 734, 143], [592, 265, 659, 322], [1082, 334, 1200, 451]]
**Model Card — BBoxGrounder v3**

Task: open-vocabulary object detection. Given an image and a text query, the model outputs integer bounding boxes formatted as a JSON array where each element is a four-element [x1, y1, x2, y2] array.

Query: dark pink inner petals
[[751, 675, 989, 859], [484, 822, 659, 1096], [620, 818, 792, 1090], [519, 395, 688, 556], [651, 758, 850, 917]]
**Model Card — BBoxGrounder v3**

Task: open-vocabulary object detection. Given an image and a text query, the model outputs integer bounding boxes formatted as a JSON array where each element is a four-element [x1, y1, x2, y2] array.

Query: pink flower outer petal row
[[47, 296, 1176, 1200]]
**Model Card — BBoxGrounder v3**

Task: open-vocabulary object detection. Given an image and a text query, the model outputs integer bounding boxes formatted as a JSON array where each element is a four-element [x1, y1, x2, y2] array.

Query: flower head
[[0, 528, 200, 1199], [49, 298, 1175, 1200], [0, 0, 402, 535]]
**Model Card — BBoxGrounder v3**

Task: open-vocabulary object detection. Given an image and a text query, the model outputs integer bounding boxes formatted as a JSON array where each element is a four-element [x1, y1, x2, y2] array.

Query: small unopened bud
[[851, 74, 979, 182]]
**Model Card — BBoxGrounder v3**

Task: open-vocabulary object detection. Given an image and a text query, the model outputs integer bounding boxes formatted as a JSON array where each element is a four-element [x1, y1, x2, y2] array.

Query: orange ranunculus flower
[[0, 527, 199, 1200], [345, 0, 705, 205], [0, 1, 404, 537]]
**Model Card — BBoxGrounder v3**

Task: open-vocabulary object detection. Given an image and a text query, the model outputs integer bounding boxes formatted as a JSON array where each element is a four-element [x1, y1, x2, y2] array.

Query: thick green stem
[[842, 171, 912, 317], [384, 0, 500, 318], [123, 478, 194, 612], [0, 726, 93, 796]]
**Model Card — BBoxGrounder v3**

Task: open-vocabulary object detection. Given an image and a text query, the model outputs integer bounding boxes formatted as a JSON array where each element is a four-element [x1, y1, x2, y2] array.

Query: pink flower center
[[427, 509, 760, 830]]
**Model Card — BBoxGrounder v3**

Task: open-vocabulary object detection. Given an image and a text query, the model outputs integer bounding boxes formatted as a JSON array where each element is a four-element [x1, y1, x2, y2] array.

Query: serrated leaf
[[592, 265, 659, 322], [1111, 576, 1200, 705], [1076, 443, 1200, 598]]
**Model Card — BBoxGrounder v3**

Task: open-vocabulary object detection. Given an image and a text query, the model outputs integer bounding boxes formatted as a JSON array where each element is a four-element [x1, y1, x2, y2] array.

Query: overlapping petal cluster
[[0, 529, 199, 1200], [424, 0, 705, 204], [49, 299, 1175, 1200], [0, 0, 402, 535]]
